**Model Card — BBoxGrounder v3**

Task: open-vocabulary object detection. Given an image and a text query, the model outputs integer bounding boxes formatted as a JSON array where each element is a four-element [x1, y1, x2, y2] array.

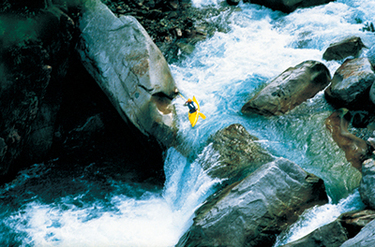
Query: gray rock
[[359, 159, 375, 209], [367, 45, 375, 67], [77, 0, 178, 146], [241, 60, 331, 116], [177, 157, 328, 247], [325, 57, 375, 109], [281, 220, 348, 247], [200, 123, 274, 181], [340, 219, 375, 247], [323, 36, 366, 61], [244, 0, 334, 13], [339, 210, 375, 238]]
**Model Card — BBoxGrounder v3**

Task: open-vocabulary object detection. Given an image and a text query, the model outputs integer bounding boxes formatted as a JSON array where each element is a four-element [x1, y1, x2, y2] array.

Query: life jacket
[[187, 101, 197, 113]]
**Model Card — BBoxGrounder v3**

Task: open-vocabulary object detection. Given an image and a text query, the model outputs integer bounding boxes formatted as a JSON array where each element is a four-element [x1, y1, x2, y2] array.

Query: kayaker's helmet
[[187, 98, 192, 103]]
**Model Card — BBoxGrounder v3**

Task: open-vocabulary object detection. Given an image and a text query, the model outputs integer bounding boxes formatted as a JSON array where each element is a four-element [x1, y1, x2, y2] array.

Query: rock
[[243, 0, 334, 13], [227, 0, 241, 6], [281, 220, 348, 247], [324, 58, 375, 109], [0, 6, 75, 179], [359, 159, 375, 209], [200, 124, 274, 182], [369, 80, 375, 105], [367, 45, 375, 67], [77, 0, 178, 147], [338, 209, 375, 238], [241, 60, 331, 116], [176, 158, 328, 247], [323, 37, 366, 61], [325, 109, 370, 171], [340, 219, 375, 247]]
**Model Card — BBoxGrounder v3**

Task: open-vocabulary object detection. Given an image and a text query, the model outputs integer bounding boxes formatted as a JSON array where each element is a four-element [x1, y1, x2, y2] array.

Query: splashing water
[[1, 0, 375, 246]]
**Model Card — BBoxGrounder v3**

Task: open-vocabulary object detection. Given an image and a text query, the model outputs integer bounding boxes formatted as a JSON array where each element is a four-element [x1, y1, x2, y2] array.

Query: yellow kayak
[[188, 96, 206, 127]]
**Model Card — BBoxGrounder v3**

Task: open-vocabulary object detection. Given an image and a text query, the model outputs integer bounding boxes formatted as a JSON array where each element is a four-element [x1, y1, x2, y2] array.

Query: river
[[1, 0, 374, 246]]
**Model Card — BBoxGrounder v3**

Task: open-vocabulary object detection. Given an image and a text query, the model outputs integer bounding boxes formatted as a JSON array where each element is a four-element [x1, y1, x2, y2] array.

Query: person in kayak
[[184, 98, 197, 113]]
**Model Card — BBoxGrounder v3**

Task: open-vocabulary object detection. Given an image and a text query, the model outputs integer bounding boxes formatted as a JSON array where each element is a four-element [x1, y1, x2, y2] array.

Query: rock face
[[243, 0, 334, 13], [339, 210, 375, 238], [0, 7, 75, 178], [177, 158, 328, 247], [359, 159, 375, 209], [325, 109, 371, 171], [200, 124, 274, 182], [324, 58, 375, 109], [323, 37, 366, 61], [77, 0, 178, 147], [281, 220, 348, 247], [241, 60, 331, 116], [341, 219, 375, 247]]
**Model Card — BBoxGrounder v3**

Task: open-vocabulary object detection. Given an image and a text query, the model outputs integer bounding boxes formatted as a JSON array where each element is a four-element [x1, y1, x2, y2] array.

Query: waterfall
[[1, 0, 375, 246]]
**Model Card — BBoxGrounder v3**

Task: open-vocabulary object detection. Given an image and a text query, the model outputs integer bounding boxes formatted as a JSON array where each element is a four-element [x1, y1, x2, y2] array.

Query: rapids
[[1, 0, 375, 246]]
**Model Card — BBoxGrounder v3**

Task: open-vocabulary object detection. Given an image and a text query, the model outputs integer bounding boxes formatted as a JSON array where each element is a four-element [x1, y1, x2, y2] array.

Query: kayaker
[[184, 98, 197, 113]]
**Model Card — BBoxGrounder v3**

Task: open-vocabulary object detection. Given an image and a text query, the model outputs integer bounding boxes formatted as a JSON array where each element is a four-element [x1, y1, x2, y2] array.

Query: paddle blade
[[199, 112, 206, 120]]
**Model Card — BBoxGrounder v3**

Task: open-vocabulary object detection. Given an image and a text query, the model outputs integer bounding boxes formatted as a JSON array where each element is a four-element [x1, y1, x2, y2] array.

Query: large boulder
[[77, 0, 178, 147], [340, 219, 375, 247], [324, 58, 375, 110], [200, 124, 274, 182], [325, 109, 371, 171], [243, 0, 334, 13], [176, 158, 328, 247], [359, 159, 375, 209], [281, 220, 348, 247], [323, 37, 366, 61], [241, 60, 331, 116]]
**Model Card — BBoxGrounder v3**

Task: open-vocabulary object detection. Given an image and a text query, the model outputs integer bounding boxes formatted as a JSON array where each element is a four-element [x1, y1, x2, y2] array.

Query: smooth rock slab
[[176, 157, 328, 247], [77, 0, 178, 146]]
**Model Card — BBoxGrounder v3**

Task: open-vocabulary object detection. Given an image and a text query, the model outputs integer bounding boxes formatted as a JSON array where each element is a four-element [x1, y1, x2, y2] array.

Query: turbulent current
[[1, 0, 375, 246]]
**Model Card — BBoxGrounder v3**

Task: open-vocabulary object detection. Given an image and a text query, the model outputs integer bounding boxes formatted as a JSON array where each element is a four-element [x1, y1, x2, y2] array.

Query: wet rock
[[341, 219, 375, 247], [338, 209, 375, 238], [323, 36, 366, 61], [324, 58, 375, 110], [244, 0, 334, 13], [241, 60, 331, 116], [200, 123, 274, 182], [367, 45, 375, 67], [77, 0, 178, 147], [176, 157, 328, 247], [325, 109, 371, 171], [359, 159, 375, 209], [281, 220, 348, 247], [226, 0, 241, 6]]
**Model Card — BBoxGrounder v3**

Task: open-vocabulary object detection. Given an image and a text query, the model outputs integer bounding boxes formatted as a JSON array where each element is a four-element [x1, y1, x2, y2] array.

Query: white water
[[1, 0, 375, 246]]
